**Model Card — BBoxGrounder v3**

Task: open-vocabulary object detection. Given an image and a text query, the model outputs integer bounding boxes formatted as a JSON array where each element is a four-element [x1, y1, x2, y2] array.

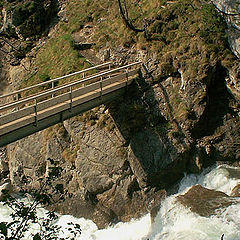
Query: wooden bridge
[[0, 62, 141, 147]]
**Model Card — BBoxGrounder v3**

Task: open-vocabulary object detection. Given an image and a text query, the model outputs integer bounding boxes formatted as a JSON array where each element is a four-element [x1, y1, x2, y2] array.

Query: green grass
[[21, 31, 94, 97]]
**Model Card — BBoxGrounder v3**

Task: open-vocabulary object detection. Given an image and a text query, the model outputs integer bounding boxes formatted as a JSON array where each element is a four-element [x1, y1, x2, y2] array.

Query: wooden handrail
[[0, 62, 141, 113]]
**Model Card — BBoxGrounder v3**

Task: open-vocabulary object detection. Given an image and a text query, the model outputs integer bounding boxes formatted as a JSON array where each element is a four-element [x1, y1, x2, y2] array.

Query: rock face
[[177, 185, 239, 216], [2, 0, 240, 228], [0, 148, 9, 180], [212, 0, 240, 57], [7, 116, 167, 227]]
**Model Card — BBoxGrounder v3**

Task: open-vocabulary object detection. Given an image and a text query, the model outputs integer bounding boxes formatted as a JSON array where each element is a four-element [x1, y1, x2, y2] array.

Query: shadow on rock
[[107, 70, 193, 191]]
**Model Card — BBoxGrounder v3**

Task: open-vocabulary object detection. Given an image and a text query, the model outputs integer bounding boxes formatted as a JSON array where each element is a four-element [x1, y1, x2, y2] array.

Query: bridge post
[[16, 93, 19, 111], [51, 81, 54, 98], [69, 86, 73, 112], [100, 77, 103, 100], [108, 63, 111, 78], [34, 99, 38, 127]]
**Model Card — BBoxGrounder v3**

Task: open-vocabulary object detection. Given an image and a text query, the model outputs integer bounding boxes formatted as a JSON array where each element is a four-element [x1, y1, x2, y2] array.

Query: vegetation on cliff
[[16, 0, 239, 123], [1, 0, 58, 38], [1, 0, 235, 91]]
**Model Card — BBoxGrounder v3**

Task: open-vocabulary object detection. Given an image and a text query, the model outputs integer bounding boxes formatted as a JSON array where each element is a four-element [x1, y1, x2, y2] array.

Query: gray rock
[[8, 132, 45, 187], [128, 129, 174, 187], [73, 123, 127, 194]]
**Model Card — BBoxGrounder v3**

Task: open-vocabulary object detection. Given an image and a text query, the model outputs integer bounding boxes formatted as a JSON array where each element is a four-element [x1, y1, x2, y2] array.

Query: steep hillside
[[0, 0, 239, 227]]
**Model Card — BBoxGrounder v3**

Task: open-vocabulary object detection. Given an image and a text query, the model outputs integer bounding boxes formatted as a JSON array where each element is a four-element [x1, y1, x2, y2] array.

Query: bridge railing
[[0, 62, 141, 131], [0, 61, 112, 105]]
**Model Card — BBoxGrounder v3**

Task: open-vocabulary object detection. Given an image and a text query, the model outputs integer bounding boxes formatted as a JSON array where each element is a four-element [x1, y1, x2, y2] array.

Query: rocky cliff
[[0, 0, 239, 228], [212, 0, 240, 100]]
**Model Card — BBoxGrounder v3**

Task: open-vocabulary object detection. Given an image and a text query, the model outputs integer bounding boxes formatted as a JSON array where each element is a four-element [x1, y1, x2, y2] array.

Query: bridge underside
[[0, 88, 126, 147]]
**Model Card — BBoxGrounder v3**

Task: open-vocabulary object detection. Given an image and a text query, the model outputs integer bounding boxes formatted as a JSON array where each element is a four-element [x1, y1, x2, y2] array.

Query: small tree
[[0, 159, 81, 240], [117, 0, 147, 33]]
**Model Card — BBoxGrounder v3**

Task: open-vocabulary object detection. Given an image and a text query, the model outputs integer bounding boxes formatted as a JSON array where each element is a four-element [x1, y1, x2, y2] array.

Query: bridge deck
[[0, 62, 141, 147]]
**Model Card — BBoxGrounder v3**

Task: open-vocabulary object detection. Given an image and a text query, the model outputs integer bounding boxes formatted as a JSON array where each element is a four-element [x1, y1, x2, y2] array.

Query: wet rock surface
[[177, 185, 239, 217], [231, 184, 240, 197]]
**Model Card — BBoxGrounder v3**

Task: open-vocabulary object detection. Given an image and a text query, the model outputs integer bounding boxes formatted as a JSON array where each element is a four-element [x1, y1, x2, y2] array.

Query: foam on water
[[0, 199, 55, 239], [1, 164, 240, 240], [56, 214, 151, 240], [147, 196, 240, 240], [179, 165, 240, 195], [147, 164, 240, 240]]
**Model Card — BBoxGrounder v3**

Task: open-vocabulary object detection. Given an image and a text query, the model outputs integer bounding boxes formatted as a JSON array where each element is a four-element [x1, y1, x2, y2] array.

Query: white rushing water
[[1, 164, 240, 240]]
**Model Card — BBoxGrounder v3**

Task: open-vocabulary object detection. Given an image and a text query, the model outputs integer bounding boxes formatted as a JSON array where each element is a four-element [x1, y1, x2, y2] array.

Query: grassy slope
[[23, 0, 238, 85], [18, 0, 238, 124]]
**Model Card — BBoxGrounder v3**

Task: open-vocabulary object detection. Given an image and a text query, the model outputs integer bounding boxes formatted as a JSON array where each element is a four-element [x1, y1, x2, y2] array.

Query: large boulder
[[177, 185, 239, 217]]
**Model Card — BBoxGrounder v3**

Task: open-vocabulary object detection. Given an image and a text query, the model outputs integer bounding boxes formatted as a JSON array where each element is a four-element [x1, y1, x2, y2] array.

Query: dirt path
[[72, 25, 103, 66]]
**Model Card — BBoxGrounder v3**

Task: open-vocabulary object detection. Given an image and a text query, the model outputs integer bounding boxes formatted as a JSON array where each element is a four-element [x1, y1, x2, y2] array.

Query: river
[[1, 164, 240, 240]]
